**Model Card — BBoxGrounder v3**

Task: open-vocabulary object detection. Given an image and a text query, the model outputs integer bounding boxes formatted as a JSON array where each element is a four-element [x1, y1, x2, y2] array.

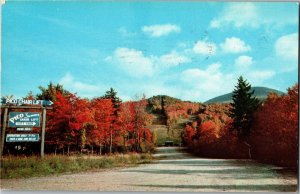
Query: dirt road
[[1, 147, 298, 192]]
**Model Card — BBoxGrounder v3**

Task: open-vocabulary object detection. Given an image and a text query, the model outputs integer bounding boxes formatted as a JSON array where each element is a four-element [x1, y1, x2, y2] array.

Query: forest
[[2, 86, 155, 155], [182, 81, 298, 168], [1, 79, 298, 168]]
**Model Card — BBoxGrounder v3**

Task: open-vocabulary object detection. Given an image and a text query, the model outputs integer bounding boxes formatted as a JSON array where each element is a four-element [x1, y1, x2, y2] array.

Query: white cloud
[[179, 61, 277, 101], [210, 3, 259, 29], [209, 3, 298, 29], [107, 47, 154, 77], [142, 24, 181, 37], [193, 40, 217, 55], [59, 73, 104, 98], [220, 37, 251, 53], [159, 51, 191, 67], [275, 33, 298, 61], [248, 70, 275, 80], [235, 55, 253, 69], [115, 77, 181, 102], [106, 48, 191, 77], [247, 70, 276, 86], [181, 63, 235, 101], [141, 84, 179, 99]]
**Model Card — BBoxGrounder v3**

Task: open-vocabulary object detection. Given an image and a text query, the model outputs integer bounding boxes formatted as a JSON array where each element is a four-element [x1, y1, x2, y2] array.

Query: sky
[[1, 1, 299, 102]]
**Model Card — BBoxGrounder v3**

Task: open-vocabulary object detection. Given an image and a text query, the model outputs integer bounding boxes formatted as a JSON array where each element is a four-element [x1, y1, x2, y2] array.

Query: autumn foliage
[[165, 102, 200, 128], [182, 83, 298, 167], [250, 84, 298, 167], [44, 91, 154, 155], [119, 98, 153, 152], [182, 103, 249, 158], [2, 81, 298, 168]]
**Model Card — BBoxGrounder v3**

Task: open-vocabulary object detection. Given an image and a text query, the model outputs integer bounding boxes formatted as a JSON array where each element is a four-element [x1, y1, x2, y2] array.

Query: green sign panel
[[8, 112, 40, 127], [6, 134, 40, 142]]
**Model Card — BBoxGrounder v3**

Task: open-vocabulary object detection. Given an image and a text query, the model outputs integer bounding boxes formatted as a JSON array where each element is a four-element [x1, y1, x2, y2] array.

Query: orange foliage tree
[[88, 98, 114, 154], [118, 96, 154, 152], [182, 103, 249, 158]]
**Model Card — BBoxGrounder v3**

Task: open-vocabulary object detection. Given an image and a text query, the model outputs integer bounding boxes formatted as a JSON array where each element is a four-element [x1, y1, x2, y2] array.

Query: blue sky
[[1, 2, 298, 102]]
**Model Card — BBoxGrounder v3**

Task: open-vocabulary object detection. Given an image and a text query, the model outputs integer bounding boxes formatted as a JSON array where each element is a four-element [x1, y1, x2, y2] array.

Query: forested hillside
[[205, 86, 285, 104], [183, 83, 298, 168]]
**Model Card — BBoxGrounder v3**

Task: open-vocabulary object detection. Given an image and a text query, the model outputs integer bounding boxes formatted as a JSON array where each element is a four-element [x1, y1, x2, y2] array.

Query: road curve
[[1, 147, 298, 192]]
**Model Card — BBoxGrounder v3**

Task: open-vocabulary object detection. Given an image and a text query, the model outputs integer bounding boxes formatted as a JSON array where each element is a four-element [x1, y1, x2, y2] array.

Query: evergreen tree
[[36, 82, 69, 101], [101, 88, 122, 153], [102, 88, 122, 109], [229, 76, 260, 138]]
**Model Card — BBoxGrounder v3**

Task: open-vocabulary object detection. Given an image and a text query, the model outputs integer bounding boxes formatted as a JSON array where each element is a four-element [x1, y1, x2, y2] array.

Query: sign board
[[1, 98, 53, 106], [6, 134, 40, 142], [17, 128, 32, 131], [8, 112, 40, 127]]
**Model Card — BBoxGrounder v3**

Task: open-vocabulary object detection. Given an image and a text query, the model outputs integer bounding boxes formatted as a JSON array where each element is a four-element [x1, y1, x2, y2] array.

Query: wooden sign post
[[0, 100, 53, 158], [0, 107, 8, 157], [41, 108, 47, 158]]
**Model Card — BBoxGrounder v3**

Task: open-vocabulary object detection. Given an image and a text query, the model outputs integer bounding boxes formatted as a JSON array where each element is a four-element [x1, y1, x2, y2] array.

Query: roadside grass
[[0, 153, 152, 179]]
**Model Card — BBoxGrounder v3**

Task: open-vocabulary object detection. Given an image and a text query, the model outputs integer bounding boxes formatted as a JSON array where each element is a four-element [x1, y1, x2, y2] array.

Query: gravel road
[[1, 147, 298, 192]]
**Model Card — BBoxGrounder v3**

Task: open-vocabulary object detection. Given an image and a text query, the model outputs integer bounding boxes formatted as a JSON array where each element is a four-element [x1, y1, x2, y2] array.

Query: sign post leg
[[41, 108, 46, 158], [0, 107, 8, 157]]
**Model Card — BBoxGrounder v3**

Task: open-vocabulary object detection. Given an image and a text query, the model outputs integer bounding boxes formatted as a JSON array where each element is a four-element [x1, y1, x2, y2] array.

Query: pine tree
[[229, 76, 260, 138], [102, 88, 121, 109], [101, 88, 122, 153], [36, 82, 69, 101]]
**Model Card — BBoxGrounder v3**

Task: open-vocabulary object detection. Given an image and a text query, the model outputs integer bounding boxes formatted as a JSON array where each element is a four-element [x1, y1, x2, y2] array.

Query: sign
[[1, 98, 53, 106], [17, 128, 32, 131], [8, 112, 40, 127], [6, 134, 40, 142]]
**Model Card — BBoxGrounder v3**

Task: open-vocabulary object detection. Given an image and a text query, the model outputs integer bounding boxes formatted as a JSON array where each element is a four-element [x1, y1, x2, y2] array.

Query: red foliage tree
[[182, 124, 195, 147], [89, 98, 114, 154], [118, 96, 153, 152], [250, 84, 298, 167], [199, 120, 218, 144], [46, 92, 93, 154], [182, 103, 248, 158]]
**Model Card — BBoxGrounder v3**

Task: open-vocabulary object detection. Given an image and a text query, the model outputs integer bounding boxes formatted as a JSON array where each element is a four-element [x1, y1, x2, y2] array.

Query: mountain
[[147, 95, 184, 113], [205, 87, 285, 104]]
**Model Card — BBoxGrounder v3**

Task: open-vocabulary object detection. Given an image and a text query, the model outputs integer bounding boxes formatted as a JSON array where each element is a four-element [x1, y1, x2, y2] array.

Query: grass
[[0, 153, 152, 179], [152, 115, 195, 146]]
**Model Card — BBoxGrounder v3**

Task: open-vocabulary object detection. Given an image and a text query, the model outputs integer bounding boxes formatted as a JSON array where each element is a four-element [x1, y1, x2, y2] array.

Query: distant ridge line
[[204, 86, 285, 104]]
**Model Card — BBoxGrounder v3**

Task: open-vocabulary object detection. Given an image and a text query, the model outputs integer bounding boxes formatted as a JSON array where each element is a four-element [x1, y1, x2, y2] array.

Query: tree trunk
[[109, 129, 113, 154], [54, 146, 57, 156], [99, 143, 102, 155], [91, 145, 93, 155], [243, 141, 252, 159], [67, 145, 70, 155], [137, 128, 140, 152]]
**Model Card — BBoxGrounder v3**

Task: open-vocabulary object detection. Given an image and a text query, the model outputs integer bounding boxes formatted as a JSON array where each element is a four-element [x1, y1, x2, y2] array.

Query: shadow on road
[[123, 168, 285, 180], [128, 147, 298, 191], [135, 183, 297, 192]]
